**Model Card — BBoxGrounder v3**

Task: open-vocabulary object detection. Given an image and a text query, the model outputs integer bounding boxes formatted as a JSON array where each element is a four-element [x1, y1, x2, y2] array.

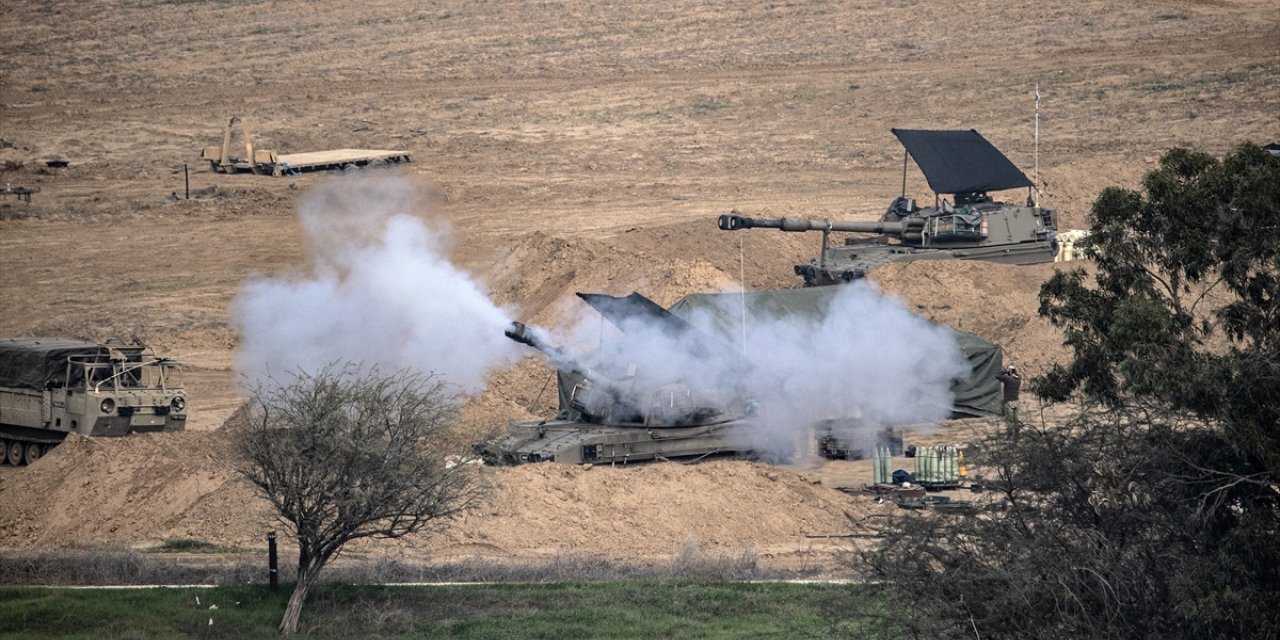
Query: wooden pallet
[[269, 149, 411, 176]]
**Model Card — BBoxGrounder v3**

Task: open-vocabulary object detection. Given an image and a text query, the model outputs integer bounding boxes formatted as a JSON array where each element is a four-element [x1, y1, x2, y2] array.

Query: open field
[[1, 0, 1277, 574]]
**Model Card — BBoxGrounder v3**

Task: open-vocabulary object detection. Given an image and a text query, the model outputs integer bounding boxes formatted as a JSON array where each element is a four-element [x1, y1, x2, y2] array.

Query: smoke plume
[[550, 281, 970, 458], [736, 282, 970, 453], [232, 174, 522, 392], [233, 172, 969, 459]]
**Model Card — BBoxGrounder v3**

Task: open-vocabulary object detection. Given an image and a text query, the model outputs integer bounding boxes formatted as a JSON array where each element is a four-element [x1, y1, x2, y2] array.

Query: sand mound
[[455, 359, 552, 439], [0, 432, 271, 549], [0, 431, 865, 564], [870, 259, 1079, 377], [421, 459, 866, 561], [485, 226, 741, 326], [606, 220, 821, 292]]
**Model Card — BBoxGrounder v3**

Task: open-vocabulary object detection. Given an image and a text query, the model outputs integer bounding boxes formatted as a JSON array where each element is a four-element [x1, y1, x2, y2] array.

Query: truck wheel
[[6, 440, 23, 466], [23, 442, 43, 465], [0, 439, 8, 465]]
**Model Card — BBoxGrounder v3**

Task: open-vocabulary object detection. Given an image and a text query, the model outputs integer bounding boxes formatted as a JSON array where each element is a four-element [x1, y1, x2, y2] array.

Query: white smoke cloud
[[547, 281, 970, 458], [741, 282, 965, 424], [232, 172, 969, 460], [232, 173, 523, 393], [735, 282, 969, 455]]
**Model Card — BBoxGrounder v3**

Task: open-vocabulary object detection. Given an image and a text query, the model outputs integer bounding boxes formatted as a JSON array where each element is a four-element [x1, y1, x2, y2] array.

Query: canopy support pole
[[901, 151, 908, 198]]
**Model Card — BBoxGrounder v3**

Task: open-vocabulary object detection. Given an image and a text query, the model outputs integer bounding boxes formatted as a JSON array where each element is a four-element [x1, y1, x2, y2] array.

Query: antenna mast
[[738, 237, 748, 356], [1034, 83, 1041, 206]]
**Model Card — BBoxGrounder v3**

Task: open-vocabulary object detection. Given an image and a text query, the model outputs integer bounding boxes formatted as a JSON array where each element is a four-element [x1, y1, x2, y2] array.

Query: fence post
[[268, 530, 278, 591]]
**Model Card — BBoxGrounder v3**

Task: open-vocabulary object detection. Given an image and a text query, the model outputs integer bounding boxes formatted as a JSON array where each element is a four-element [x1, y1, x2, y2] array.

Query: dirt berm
[[0, 430, 875, 567], [0, 229, 1064, 566]]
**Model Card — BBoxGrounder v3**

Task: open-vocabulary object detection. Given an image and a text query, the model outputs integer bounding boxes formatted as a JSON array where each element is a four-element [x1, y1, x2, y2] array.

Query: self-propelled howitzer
[[503, 320, 649, 426], [718, 129, 1058, 286], [479, 305, 758, 465]]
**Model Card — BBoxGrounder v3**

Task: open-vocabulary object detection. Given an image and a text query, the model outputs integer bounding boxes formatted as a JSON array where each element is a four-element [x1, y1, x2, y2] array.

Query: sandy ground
[[0, 1, 1276, 570]]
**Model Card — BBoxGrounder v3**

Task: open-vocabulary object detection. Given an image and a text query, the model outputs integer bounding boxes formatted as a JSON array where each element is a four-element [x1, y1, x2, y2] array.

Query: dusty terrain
[[1, 1, 1276, 570]]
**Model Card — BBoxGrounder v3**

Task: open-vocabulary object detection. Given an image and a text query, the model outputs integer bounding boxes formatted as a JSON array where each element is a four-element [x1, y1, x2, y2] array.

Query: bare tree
[[234, 364, 484, 635]]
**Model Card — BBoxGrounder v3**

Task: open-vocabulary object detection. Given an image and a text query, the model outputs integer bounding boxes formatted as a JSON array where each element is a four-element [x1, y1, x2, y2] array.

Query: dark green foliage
[[1039, 145, 1280, 637], [860, 409, 1280, 640], [863, 145, 1280, 640], [1037, 145, 1280, 472]]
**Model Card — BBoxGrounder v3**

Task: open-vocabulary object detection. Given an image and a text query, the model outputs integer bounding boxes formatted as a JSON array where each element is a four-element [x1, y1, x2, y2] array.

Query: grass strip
[[0, 580, 887, 639]]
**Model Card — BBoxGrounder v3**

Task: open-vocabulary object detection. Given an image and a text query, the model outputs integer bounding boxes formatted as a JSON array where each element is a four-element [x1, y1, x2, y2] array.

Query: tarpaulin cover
[[550, 290, 1003, 419], [892, 128, 1034, 195], [0, 338, 103, 391], [576, 292, 744, 365], [577, 293, 700, 339], [667, 287, 1005, 418], [557, 292, 753, 422]]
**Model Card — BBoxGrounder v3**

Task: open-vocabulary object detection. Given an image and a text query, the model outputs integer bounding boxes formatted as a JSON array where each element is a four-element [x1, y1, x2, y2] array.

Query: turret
[[504, 318, 740, 427]]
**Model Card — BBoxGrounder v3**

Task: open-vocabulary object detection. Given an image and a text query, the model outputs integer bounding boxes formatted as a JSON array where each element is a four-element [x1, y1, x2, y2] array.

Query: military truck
[[0, 338, 187, 466], [718, 128, 1058, 286]]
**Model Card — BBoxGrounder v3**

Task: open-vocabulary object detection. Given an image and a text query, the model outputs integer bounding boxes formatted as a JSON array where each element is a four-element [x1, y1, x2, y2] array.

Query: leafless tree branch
[[233, 364, 484, 635]]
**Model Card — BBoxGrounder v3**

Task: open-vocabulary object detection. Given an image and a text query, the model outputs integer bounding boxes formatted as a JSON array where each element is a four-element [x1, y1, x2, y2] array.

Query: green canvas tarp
[[666, 287, 1004, 418], [0, 337, 102, 391]]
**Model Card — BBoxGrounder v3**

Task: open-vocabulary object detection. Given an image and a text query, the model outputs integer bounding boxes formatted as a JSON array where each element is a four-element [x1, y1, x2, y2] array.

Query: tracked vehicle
[[0, 338, 187, 466], [479, 289, 1004, 466], [478, 294, 759, 465], [718, 128, 1057, 286]]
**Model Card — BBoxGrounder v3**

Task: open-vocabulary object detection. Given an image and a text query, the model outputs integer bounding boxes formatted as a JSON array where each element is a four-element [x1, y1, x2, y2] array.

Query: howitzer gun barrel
[[717, 214, 909, 235], [506, 322, 572, 367], [505, 321, 604, 381], [504, 321, 541, 349]]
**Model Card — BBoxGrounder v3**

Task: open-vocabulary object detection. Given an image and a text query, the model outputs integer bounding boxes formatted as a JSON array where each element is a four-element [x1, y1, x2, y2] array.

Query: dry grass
[[0, 538, 801, 586]]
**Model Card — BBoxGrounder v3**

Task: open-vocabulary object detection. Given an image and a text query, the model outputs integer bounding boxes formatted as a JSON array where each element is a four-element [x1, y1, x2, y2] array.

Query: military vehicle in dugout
[[0, 338, 187, 466], [718, 128, 1058, 286], [479, 289, 1005, 466], [478, 293, 759, 466]]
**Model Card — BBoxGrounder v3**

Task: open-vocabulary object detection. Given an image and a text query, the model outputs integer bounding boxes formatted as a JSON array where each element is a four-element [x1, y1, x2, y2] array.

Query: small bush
[[152, 538, 223, 553]]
